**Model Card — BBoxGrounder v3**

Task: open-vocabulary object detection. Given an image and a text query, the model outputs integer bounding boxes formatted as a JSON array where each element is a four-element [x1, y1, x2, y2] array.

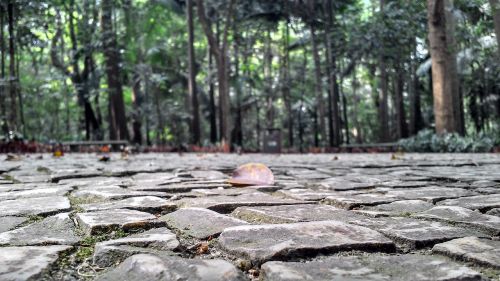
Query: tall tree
[[187, 0, 201, 145], [7, 0, 17, 132], [101, 0, 129, 140], [427, 0, 462, 134], [490, 0, 500, 56], [0, 3, 7, 134], [378, 0, 390, 142], [310, 24, 327, 146], [196, 0, 234, 148]]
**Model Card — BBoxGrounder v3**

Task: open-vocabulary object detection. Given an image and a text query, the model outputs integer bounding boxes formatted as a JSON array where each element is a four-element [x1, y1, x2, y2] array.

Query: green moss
[[75, 229, 128, 262]]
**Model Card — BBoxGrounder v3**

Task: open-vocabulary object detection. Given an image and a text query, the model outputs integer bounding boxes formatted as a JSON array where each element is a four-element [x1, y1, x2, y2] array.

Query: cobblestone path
[[0, 153, 499, 281]]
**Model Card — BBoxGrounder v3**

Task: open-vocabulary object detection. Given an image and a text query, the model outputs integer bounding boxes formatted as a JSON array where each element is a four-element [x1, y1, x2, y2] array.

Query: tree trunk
[[324, 0, 341, 147], [409, 42, 424, 135], [187, 0, 200, 145], [378, 0, 390, 142], [7, 0, 17, 132], [427, 0, 462, 134], [233, 23, 243, 147], [265, 27, 274, 129], [490, 0, 500, 56], [131, 71, 142, 144], [208, 48, 217, 143], [196, 0, 234, 148], [282, 21, 293, 147], [393, 64, 408, 139], [0, 5, 7, 134], [310, 24, 327, 146], [101, 0, 129, 140]]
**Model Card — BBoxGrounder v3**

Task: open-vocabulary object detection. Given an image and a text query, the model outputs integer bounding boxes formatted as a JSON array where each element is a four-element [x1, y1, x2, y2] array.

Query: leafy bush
[[399, 129, 498, 152]]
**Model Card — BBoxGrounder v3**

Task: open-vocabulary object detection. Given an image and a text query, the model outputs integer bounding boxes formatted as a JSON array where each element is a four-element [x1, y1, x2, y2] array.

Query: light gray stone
[[75, 209, 159, 235], [232, 204, 364, 224], [93, 228, 180, 267], [0, 245, 72, 281], [189, 170, 227, 180], [130, 181, 232, 193], [438, 194, 500, 212], [0, 196, 70, 217], [0, 186, 72, 201], [323, 193, 400, 209], [433, 237, 500, 269], [80, 196, 176, 213], [0, 216, 26, 233], [486, 208, 500, 217], [160, 208, 248, 239], [260, 254, 483, 281], [96, 254, 246, 281], [355, 200, 435, 217], [218, 221, 395, 264], [350, 217, 485, 249], [385, 187, 476, 203], [276, 188, 364, 201], [413, 206, 500, 235], [0, 213, 80, 246], [175, 192, 306, 213], [73, 187, 169, 200]]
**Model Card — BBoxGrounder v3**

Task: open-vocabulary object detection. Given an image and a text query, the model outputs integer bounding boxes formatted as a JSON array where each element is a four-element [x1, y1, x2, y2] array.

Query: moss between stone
[[74, 229, 128, 263]]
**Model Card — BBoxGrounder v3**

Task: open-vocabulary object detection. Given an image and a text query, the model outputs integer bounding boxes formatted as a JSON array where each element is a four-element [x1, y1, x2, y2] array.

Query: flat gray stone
[[276, 188, 364, 201], [413, 206, 500, 235], [385, 187, 475, 203], [73, 187, 169, 200], [232, 204, 364, 224], [323, 193, 400, 209], [0, 186, 72, 201], [0, 245, 72, 281], [160, 208, 248, 239], [80, 196, 176, 213], [0, 216, 26, 233], [0, 196, 70, 217], [75, 209, 159, 235], [96, 254, 246, 281], [189, 170, 227, 180], [433, 237, 500, 269], [130, 181, 232, 193], [355, 200, 435, 217], [260, 254, 483, 281], [175, 192, 306, 213], [350, 217, 485, 249], [218, 221, 395, 264], [316, 178, 375, 190], [93, 227, 180, 267], [438, 194, 500, 211], [0, 213, 80, 246]]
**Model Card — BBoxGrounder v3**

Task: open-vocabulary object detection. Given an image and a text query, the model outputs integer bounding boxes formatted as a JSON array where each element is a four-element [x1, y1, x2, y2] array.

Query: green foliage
[[399, 129, 498, 152]]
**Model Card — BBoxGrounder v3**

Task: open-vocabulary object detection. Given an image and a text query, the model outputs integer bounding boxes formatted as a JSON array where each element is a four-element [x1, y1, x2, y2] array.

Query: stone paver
[[260, 254, 483, 281], [433, 237, 500, 269], [350, 217, 486, 249], [0, 153, 499, 280], [160, 207, 248, 239], [75, 209, 159, 235], [80, 196, 177, 213], [0, 213, 80, 246], [218, 221, 395, 264], [232, 204, 365, 224], [413, 206, 500, 235], [0, 245, 71, 281], [96, 254, 246, 281], [93, 228, 180, 267], [0, 196, 70, 216]]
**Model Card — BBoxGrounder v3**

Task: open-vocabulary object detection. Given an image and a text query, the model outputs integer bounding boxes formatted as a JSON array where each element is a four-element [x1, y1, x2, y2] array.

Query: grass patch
[[74, 229, 128, 262]]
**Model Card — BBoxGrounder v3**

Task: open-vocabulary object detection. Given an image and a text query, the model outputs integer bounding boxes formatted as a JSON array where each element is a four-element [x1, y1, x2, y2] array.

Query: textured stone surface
[[433, 237, 500, 269], [0, 196, 70, 216], [350, 217, 485, 249], [438, 194, 500, 211], [0, 213, 80, 246], [384, 187, 476, 203], [486, 208, 500, 216], [93, 228, 180, 267], [0, 245, 71, 281], [0, 216, 26, 233], [356, 200, 434, 217], [260, 254, 483, 281], [80, 196, 176, 213], [413, 206, 500, 235], [232, 204, 364, 224], [96, 254, 246, 281], [323, 193, 400, 209], [218, 221, 395, 264], [73, 187, 169, 200], [75, 209, 159, 235], [160, 208, 248, 239], [175, 192, 306, 213], [0, 186, 72, 201]]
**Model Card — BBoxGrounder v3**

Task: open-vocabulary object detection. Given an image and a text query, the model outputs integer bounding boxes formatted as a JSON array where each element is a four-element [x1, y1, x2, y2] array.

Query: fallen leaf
[[196, 242, 209, 255], [98, 155, 110, 162], [227, 163, 274, 186]]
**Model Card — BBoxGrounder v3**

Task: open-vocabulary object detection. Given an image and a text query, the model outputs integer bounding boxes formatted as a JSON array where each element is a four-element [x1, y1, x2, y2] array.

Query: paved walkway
[[0, 153, 499, 280]]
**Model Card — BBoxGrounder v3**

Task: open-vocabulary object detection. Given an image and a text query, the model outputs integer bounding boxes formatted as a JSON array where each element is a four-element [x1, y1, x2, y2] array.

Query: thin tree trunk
[[282, 21, 293, 147], [310, 24, 327, 146], [490, 0, 500, 56], [351, 66, 363, 143], [378, 0, 390, 142], [187, 0, 200, 145], [393, 63, 408, 139], [233, 23, 243, 147], [101, 0, 129, 140], [265, 27, 274, 129], [0, 5, 7, 134], [427, 0, 461, 134], [208, 47, 217, 143], [131, 71, 142, 144], [7, 0, 17, 132], [409, 41, 424, 135], [324, 0, 341, 147]]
